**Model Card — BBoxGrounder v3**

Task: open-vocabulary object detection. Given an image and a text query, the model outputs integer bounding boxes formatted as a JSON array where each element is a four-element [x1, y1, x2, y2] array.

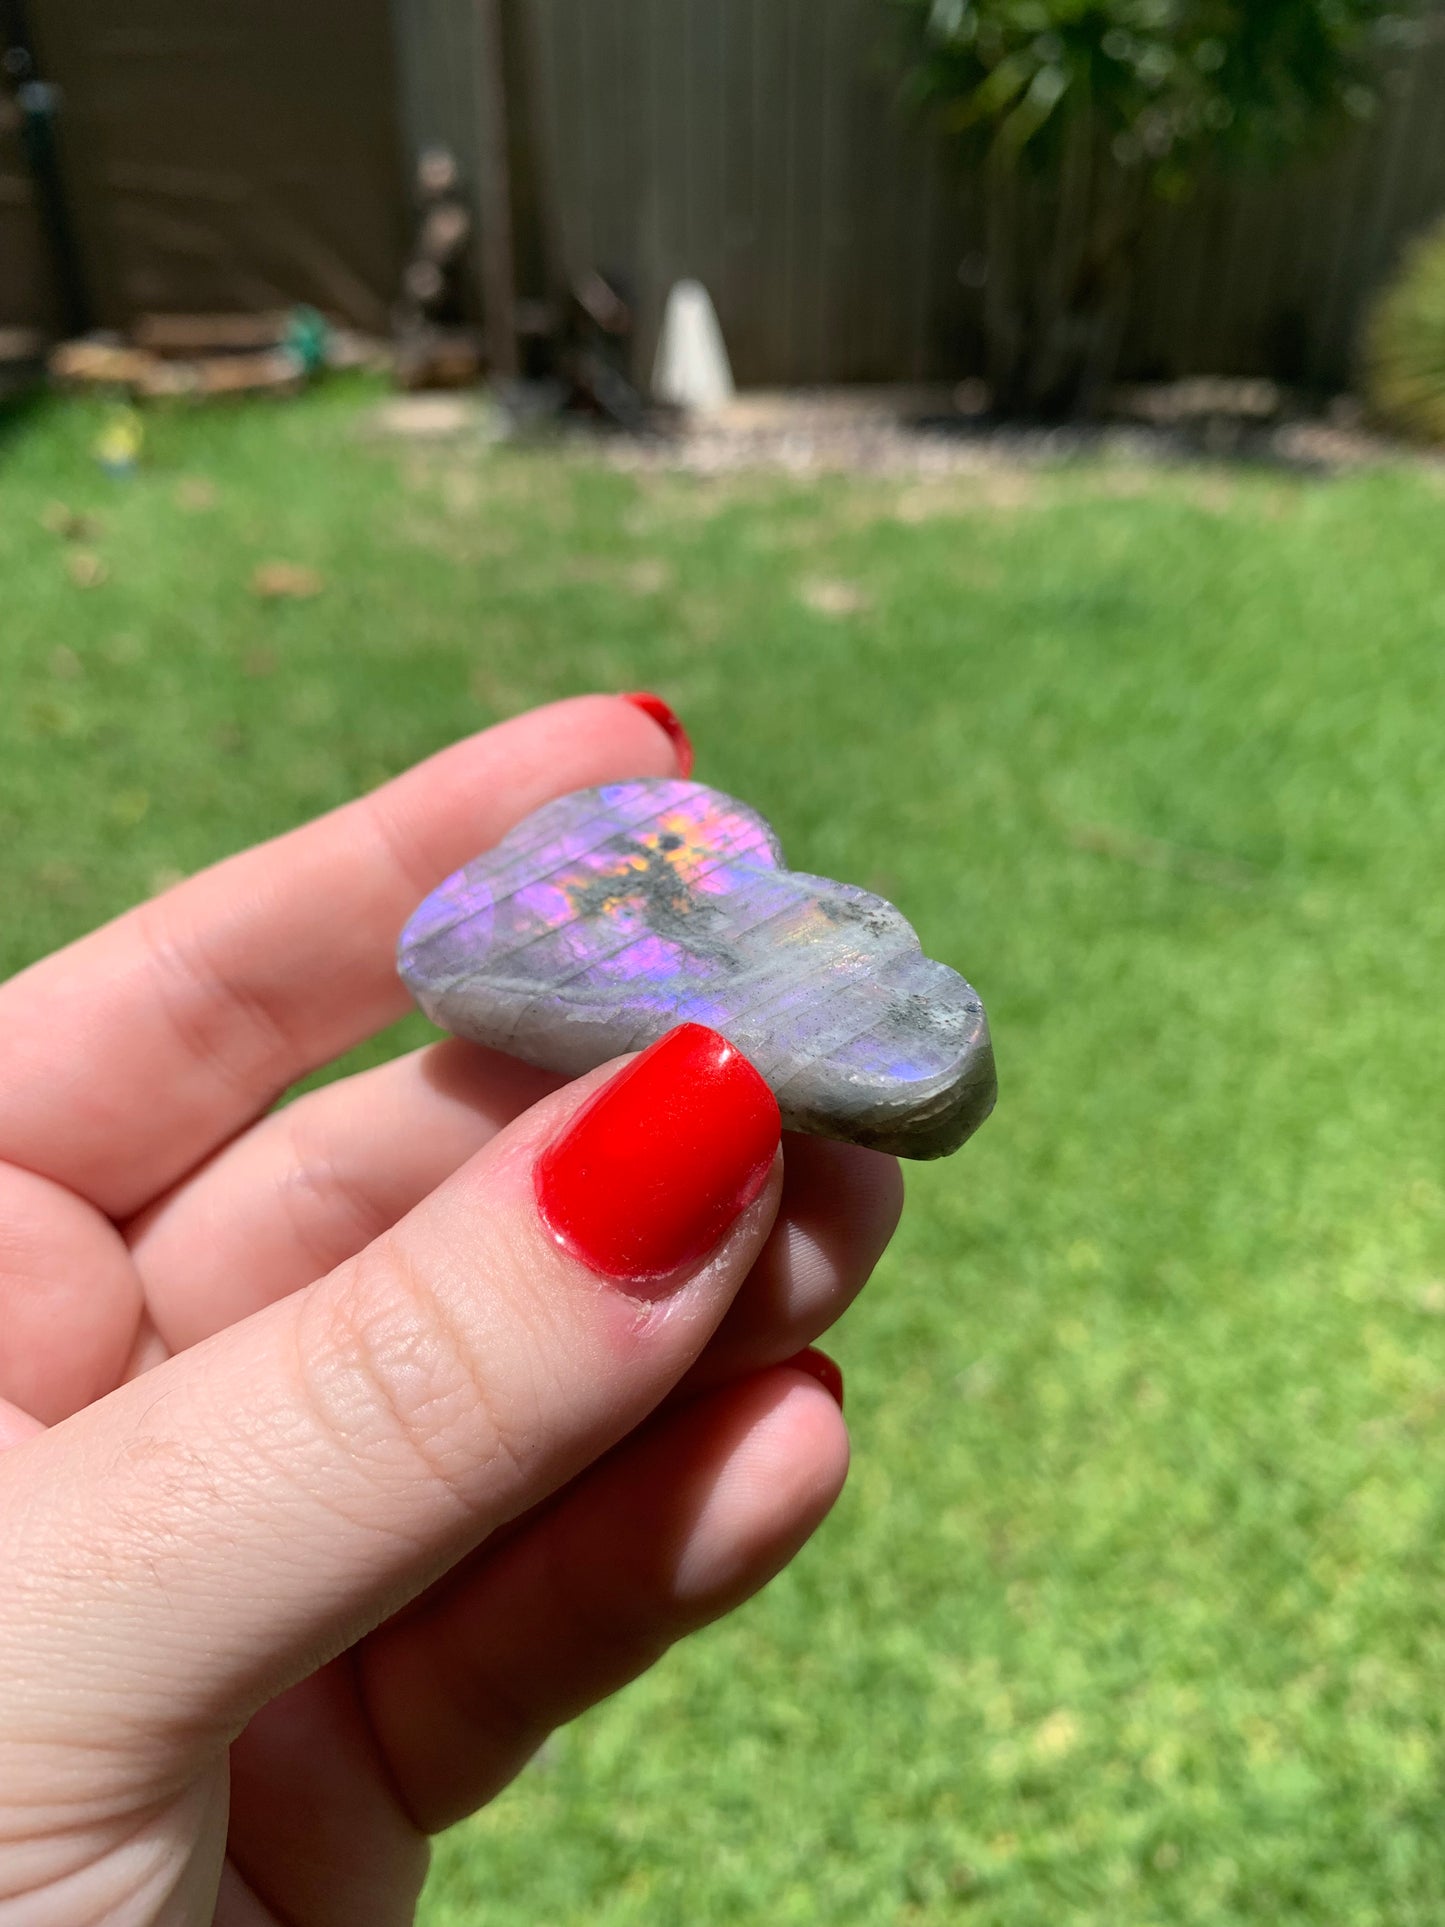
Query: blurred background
[[6, 4, 1445, 1923]]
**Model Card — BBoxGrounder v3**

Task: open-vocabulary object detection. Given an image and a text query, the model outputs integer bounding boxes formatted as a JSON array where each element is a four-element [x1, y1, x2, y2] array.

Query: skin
[[0, 697, 903, 1926]]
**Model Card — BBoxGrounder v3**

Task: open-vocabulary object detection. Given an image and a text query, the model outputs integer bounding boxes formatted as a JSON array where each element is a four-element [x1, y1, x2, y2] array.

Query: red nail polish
[[621, 692, 695, 778], [536, 1024, 779, 1292], [785, 1348, 845, 1410]]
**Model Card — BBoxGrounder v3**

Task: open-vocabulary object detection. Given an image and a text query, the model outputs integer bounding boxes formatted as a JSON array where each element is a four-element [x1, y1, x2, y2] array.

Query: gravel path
[[374, 382, 1433, 479]]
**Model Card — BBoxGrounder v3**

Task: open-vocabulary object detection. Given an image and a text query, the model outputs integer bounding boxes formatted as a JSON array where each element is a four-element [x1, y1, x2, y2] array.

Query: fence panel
[[22, 0, 404, 332], [6, 0, 1443, 383], [438, 0, 1445, 389], [0, 99, 57, 344]]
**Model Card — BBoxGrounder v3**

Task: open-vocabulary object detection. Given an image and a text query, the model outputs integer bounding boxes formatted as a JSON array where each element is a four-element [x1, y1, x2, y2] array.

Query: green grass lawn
[[5, 386, 1445, 1924]]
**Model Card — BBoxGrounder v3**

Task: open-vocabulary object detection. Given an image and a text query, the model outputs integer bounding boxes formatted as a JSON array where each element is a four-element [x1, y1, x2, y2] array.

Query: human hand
[[0, 697, 902, 1925]]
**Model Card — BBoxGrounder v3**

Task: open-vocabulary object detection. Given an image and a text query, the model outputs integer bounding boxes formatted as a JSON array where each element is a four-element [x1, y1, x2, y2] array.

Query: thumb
[[0, 1026, 780, 1773]]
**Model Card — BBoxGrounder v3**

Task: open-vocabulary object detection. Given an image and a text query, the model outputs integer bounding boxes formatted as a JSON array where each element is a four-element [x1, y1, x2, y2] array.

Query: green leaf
[[996, 60, 1073, 157], [944, 50, 1035, 129]]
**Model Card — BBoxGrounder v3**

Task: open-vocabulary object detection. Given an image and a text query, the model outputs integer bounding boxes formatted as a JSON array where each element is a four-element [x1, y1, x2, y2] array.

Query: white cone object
[[651, 279, 735, 412]]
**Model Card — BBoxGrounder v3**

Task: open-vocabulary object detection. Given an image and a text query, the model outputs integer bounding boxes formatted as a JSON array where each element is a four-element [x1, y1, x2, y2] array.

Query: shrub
[[893, 0, 1426, 417], [1365, 216, 1445, 443]]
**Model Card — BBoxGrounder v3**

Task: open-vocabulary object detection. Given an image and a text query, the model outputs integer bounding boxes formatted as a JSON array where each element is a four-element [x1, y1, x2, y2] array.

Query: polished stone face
[[398, 780, 996, 1159]]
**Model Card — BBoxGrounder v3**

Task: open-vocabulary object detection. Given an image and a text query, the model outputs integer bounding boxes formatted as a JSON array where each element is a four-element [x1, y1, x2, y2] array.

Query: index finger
[[0, 695, 683, 1217]]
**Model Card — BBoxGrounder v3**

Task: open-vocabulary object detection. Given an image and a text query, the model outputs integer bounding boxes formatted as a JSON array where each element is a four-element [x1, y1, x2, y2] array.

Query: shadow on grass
[[0, 373, 54, 449], [906, 409, 1367, 477]]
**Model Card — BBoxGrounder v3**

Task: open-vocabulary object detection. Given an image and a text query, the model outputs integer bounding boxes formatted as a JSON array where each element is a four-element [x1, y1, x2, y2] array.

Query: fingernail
[[621, 692, 695, 778], [785, 1348, 845, 1410], [536, 1024, 779, 1293]]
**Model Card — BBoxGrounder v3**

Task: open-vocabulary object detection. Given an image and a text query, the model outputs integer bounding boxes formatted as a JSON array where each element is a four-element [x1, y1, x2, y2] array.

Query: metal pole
[[0, 0, 91, 335]]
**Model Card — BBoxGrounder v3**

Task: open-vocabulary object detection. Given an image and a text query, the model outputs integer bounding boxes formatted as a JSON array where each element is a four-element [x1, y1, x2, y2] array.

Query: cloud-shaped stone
[[398, 779, 995, 1159]]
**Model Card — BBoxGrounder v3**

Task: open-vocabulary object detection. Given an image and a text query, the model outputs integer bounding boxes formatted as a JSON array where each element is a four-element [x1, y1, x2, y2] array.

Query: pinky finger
[[356, 1363, 849, 1832]]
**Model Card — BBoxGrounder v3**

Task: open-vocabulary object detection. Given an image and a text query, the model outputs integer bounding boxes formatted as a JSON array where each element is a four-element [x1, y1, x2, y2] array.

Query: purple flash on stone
[[397, 780, 995, 1159]]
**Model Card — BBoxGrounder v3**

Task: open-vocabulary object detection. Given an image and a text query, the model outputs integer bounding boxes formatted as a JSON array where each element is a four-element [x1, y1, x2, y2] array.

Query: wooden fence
[[1, 0, 403, 343], [6, 0, 1445, 390], [1, 85, 59, 339], [397, 0, 1445, 391]]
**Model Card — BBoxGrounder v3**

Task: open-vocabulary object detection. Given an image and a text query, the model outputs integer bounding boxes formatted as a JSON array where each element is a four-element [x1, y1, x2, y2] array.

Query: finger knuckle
[[277, 1099, 394, 1282], [297, 1239, 533, 1511]]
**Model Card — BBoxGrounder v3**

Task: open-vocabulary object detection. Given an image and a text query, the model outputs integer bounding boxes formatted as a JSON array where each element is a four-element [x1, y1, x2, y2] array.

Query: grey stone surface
[[399, 779, 996, 1159]]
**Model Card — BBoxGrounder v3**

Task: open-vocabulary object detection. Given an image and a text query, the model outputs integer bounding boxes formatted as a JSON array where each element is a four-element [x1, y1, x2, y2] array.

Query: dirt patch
[[890, 473, 1042, 520], [623, 557, 673, 595], [371, 393, 505, 442], [799, 577, 873, 617]]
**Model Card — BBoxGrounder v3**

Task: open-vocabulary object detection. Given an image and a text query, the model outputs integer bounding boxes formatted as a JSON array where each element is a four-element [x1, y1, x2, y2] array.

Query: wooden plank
[[685, 0, 728, 311], [1309, 80, 1410, 382], [601, 0, 651, 359], [1251, 156, 1328, 385], [837, 0, 900, 380], [523, 0, 578, 284], [470, 0, 518, 373], [580, 0, 621, 274], [0, 125, 60, 333], [814, 0, 854, 382], [907, 115, 945, 379], [779, 0, 823, 381], [888, 72, 945, 382], [719, 0, 764, 381], [747, 0, 793, 382], [1394, 17, 1445, 243], [627, 0, 685, 376], [1264, 139, 1362, 388], [1339, 35, 1445, 357], [1216, 179, 1284, 378]]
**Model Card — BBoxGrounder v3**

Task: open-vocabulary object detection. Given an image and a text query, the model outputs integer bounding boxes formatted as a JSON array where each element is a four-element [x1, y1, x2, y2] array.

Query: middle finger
[[130, 1041, 901, 1365], [129, 1039, 560, 1353]]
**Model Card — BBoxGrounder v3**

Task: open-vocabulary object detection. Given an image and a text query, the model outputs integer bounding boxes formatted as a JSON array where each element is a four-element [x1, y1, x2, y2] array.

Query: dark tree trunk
[[981, 116, 1147, 419]]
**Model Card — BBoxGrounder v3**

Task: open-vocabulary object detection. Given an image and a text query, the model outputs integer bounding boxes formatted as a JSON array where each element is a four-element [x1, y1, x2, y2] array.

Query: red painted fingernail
[[785, 1348, 845, 1410], [536, 1023, 779, 1294], [621, 692, 695, 778]]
